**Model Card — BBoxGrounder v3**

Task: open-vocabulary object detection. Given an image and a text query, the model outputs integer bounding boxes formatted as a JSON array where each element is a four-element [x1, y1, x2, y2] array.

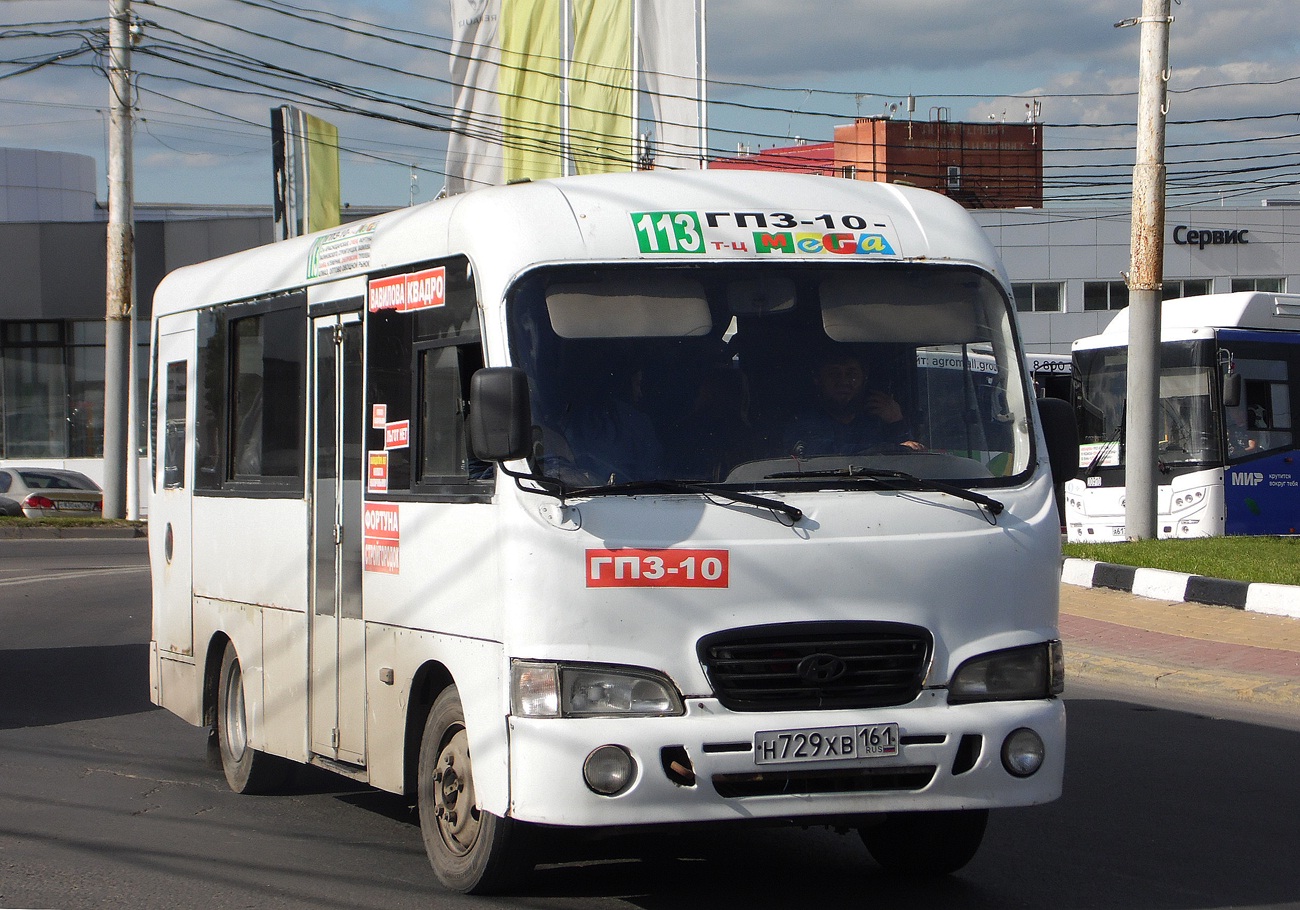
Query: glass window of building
[[1162, 279, 1213, 299], [1083, 281, 1129, 311], [1231, 277, 1286, 293], [1013, 282, 1063, 313], [0, 319, 148, 459]]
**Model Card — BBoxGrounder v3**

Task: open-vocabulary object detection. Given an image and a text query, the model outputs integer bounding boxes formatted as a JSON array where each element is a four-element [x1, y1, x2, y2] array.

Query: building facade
[[980, 203, 1298, 355], [0, 148, 277, 484]]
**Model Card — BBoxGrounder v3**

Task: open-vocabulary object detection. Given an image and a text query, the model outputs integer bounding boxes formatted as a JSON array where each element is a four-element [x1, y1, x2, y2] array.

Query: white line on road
[[0, 566, 149, 587]]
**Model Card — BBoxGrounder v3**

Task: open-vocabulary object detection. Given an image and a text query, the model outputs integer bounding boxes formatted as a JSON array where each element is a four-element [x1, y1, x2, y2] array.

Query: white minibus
[[148, 170, 1077, 892]]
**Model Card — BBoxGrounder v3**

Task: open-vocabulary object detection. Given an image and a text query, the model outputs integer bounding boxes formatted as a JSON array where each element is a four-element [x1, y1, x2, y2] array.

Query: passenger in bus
[[1227, 407, 1260, 457], [782, 348, 922, 457]]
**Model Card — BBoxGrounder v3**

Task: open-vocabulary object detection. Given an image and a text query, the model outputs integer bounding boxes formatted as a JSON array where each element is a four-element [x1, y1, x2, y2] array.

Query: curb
[[0, 525, 145, 540], [1062, 558, 1300, 620], [1065, 643, 1300, 711]]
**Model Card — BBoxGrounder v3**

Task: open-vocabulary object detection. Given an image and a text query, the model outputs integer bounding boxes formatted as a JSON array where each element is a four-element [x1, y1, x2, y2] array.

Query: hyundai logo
[[797, 653, 848, 684]]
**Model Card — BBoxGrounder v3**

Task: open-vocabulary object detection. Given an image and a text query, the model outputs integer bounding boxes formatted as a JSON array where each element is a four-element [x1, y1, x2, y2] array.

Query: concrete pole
[[1123, 0, 1172, 540], [103, 0, 134, 520]]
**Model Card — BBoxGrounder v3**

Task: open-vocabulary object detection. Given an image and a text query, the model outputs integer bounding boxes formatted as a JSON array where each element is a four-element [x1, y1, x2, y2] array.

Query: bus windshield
[[1074, 339, 1222, 469], [506, 262, 1031, 488]]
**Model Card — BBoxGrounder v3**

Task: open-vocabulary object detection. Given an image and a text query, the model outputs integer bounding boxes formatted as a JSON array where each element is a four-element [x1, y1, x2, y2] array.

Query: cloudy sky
[[2, 0, 1297, 209]]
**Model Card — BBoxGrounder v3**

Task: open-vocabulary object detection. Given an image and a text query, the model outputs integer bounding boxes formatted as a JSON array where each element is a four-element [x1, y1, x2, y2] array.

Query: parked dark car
[[0, 467, 103, 518]]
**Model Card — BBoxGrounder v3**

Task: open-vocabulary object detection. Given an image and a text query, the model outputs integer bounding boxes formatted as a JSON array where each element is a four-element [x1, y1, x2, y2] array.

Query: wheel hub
[[434, 729, 479, 855]]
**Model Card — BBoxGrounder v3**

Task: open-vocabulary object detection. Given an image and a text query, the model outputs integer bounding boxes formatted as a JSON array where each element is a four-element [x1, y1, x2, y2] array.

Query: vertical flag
[[569, 0, 633, 174], [444, 0, 705, 193], [305, 114, 341, 232], [638, 0, 706, 171], [447, 0, 505, 193], [271, 105, 341, 240], [499, 0, 564, 182]]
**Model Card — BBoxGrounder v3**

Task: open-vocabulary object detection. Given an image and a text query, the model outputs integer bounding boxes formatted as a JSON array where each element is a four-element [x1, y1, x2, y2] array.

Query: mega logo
[[1231, 472, 1264, 486], [754, 232, 896, 256]]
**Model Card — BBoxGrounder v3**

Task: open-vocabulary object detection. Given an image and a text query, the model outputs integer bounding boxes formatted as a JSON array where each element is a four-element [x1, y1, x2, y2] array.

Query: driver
[[782, 348, 922, 457]]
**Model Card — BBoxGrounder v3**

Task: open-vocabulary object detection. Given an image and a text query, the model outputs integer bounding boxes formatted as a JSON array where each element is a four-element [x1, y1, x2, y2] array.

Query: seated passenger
[[782, 348, 922, 457]]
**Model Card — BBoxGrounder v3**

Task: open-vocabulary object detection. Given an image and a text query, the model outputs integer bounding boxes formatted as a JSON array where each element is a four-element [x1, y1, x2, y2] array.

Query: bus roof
[[1075, 291, 1300, 351], [151, 170, 1010, 318]]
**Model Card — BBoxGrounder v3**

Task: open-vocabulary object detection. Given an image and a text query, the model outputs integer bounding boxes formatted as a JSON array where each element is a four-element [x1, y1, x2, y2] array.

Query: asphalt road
[[2, 538, 1299, 910]]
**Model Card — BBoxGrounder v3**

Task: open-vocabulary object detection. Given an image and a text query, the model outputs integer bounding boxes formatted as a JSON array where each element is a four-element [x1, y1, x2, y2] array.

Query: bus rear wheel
[[858, 809, 988, 876], [215, 641, 288, 794], [418, 687, 527, 894]]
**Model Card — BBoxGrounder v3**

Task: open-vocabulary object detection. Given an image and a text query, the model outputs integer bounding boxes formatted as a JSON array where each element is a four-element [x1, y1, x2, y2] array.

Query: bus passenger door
[[310, 312, 366, 765], [151, 320, 196, 660]]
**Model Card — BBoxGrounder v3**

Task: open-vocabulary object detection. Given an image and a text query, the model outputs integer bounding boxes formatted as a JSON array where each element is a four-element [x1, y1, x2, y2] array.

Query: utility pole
[[1121, 0, 1172, 540], [103, 0, 134, 519]]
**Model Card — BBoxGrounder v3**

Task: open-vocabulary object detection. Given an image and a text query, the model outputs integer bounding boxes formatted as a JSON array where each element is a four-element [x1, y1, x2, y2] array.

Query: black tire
[[215, 641, 289, 794], [859, 809, 988, 877], [417, 687, 528, 894]]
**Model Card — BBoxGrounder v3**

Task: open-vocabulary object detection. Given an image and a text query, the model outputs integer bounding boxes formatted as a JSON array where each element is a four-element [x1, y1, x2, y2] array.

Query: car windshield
[[507, 262, 1031, 488], [1074, 339, 1221, 470]]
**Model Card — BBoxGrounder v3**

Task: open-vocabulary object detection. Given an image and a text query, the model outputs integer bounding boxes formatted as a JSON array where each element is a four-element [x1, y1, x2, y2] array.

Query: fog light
[[583, 745, 635, 796], [1001, 728, 1045, 778]]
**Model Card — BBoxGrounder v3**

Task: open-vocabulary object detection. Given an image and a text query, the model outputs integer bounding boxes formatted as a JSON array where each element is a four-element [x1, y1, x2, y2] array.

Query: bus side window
[[192, 293, 306, 493], [163, 360, 187, 489], [418, 341, 492, 484], [1234, 357, 1293, 455], [229, 307, 306, 482]]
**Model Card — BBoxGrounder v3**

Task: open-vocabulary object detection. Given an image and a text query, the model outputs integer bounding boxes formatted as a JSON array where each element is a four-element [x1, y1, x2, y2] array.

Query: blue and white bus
[[1065, 292, 1299, 540]]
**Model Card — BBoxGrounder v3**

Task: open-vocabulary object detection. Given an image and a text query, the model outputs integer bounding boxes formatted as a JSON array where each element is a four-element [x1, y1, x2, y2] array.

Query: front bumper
[[508, 690, 1065, 826]]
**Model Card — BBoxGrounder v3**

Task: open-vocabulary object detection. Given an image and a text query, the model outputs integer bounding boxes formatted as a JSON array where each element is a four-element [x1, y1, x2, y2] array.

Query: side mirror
[[1222, 370, 1242, 408], [468, 367, 532, 462], [1036, 397, 1079, 484]]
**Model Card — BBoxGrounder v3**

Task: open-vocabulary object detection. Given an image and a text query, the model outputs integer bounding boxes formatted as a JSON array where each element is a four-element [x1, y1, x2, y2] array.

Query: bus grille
[[712, 765, 936, 799], [698, 622, 932, 711]]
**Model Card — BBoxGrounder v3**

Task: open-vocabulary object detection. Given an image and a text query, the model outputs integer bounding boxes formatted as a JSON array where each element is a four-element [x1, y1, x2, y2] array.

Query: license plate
[[55, 501, 95, 511], [754, 723, 899, 765]]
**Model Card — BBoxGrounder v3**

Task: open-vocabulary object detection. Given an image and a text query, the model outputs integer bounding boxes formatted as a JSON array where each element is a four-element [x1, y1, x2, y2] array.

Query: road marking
[[0, 566, 149, 587]]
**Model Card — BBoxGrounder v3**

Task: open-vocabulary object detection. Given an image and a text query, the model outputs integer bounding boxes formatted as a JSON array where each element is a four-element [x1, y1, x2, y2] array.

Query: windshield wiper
[[765, 465, 1004, 517], [1085, 402, 1125, 477], [566, 479, 803, 523]]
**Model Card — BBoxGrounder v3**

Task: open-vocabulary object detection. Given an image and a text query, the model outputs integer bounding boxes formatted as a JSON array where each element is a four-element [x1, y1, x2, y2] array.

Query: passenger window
[[229, 307, 305, 482], [419, 343, 491, 484], [1230, 358, 1292, 457], [163, 361, 187, 489], [193, 292, 306, 494], [366, 255, 486, 497]]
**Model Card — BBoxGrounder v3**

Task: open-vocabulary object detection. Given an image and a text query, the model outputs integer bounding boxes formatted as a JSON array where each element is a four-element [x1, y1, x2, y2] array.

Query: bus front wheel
[[215, 641, 288, 794], [858, 809, 988, 876], [417, 687, 527, 893]]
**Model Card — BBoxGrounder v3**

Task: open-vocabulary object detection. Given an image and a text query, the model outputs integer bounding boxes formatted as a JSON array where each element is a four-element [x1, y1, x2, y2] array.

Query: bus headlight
[[948, 641, 1064, 704], [512, 661, 684, 717]]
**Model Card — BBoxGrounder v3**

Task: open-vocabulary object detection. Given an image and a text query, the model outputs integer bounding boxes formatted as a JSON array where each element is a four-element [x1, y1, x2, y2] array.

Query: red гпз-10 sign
[[586, 548, 729, 588]]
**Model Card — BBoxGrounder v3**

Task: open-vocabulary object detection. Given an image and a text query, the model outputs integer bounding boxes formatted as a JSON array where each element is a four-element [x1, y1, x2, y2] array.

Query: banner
[[570, 0, 633, 175], [499, 0, 563, 182], [638, 0, 705, 172], [446, 0, 505, 193], [445, 0, 705, 193], [271, 106, 341, 239]]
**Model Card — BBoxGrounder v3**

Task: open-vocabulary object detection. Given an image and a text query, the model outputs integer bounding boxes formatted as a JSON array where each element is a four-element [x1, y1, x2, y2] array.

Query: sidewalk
[[1060, 582, 1300, 711]]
